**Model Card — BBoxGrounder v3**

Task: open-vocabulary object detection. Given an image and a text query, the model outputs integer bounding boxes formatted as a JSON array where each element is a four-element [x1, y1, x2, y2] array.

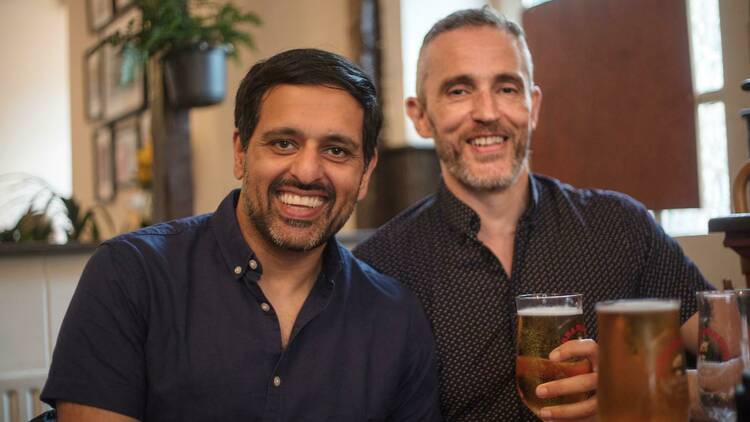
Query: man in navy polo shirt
[[41, 49, 441, 421]]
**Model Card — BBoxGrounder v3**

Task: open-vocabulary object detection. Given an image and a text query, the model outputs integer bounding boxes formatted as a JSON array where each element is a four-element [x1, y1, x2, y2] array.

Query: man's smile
[[467, 135, 509, 147], [277, 192, 326, 208], [466, 134, 512, 155]]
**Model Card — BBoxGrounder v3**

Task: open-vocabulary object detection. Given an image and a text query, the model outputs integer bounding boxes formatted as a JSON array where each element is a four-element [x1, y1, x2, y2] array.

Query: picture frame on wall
[[114, 116, 141, 188], [85, 47, 104, 121], [102, 8, 147, 122], [94, 126, 116, 202], [87, 0, 114, 32]]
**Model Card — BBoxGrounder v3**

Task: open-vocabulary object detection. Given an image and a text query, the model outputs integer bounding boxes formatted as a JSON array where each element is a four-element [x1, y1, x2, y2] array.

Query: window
[[398, 0, 487, 145], [522, 0, 552, 7], [657, 0, 730, 236]]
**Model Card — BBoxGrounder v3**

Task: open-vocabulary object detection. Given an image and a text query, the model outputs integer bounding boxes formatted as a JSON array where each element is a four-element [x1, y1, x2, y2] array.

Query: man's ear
[[357, 149, 379, 201], [232, 130, 245, 180], [405, 97, 434, 139], [529, 85, 543, 131]]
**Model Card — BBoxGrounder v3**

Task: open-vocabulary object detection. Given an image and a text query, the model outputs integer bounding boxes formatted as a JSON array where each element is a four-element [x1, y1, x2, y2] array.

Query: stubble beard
[[241, 166, 359, 252], [433, 121, 531, 192]]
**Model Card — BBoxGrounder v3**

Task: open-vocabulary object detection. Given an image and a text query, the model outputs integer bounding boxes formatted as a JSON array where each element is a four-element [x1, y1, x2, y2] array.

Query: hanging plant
[[105, 0, 261, 87]]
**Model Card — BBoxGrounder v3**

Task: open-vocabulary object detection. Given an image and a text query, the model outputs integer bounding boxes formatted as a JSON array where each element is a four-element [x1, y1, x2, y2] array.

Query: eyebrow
[[439, 75, 476, 94], [261, 127, 359, 149], [495, 73, 525, 90], [322, 134, 359, 150], [262, 127, 303, 141], [438, 73, 527, 94]]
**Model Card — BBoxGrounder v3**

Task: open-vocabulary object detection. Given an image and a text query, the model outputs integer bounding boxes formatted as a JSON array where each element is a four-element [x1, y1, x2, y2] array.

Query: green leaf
[[105, 0, 260, 62]]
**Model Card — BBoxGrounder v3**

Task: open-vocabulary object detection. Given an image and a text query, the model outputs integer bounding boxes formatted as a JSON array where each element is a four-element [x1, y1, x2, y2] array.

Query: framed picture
[[87, 0, 114, 32], [114, 116, 141, 187], [102, 9, 147, 122], [94, 126, 115, 202], [85, 47, 104, 121], [114, 0, 135, 14]]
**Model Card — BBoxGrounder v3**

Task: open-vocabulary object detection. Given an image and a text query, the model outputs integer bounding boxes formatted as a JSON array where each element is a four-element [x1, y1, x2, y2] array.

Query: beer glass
[[596, 299, 689, 422], [515, 293, 590, 415], [697, 290, 748, 421]]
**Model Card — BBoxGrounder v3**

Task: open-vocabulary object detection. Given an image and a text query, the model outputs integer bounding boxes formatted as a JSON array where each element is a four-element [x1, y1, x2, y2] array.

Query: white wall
[[0, 251, 89, 421], [0, 0, 71, 227]]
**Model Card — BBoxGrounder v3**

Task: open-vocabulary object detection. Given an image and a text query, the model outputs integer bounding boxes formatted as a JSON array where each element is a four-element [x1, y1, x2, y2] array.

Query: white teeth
[[278, 193, 324, 208], [470, 136, 506, 146]]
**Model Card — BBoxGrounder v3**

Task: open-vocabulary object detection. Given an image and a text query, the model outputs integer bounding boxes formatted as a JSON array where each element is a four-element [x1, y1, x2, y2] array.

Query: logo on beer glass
[[699, 327, 731, 362], [560, 321, 587, 344]]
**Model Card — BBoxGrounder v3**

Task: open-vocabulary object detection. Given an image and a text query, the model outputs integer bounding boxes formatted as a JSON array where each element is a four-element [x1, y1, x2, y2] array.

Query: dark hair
[[416, 6, 534, 100], [234, 48, 382, 168]]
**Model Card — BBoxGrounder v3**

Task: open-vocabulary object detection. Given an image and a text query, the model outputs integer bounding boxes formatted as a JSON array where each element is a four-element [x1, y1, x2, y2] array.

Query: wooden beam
[[148, 59, 194, 222]]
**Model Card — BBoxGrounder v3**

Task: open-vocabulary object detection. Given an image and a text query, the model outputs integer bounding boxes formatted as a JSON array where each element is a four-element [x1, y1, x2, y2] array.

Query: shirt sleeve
[[628, 202, 715, 324], [41, 241, 148, 420], [388, 293, 443, 422]]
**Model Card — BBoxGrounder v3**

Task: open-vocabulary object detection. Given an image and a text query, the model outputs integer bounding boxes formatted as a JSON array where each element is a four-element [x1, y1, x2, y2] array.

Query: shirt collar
[[321, 239, 345, 284], [210, 189, 257, 279], [522, 173, 541, 225], [437, 173, 542, 237], [210, 189, 345, 281]]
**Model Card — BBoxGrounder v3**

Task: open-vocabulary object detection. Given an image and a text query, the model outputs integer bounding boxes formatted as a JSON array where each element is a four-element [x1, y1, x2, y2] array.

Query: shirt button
[[249, 259, 258, 270], [273, 376, 281, 387], [260, 302, 271, 312], [233, 266, 242, 275]]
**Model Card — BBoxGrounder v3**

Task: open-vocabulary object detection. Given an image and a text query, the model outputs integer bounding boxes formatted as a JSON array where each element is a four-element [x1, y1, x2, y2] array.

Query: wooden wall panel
[[523, 0, 699, 209]]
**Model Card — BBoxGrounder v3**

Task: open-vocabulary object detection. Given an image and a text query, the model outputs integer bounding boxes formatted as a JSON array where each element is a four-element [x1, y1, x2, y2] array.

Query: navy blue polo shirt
[[41, 190, 441, 421]]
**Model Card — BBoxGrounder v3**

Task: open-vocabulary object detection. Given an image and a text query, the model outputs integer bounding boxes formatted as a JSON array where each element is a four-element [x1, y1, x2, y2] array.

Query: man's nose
[[470, 91, 500, 123], [289, 143, 324, 183]]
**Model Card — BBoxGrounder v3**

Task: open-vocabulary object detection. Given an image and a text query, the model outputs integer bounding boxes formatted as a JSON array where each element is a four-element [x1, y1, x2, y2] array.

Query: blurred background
[[0, 0, 748, 420]]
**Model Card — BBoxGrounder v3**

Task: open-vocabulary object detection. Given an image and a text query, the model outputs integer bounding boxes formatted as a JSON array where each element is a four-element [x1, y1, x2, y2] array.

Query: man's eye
[[327, 147, 348, 157], [500, 86, 519, 94], [448, 88, 468, 96], [273, 140, 294, 149]]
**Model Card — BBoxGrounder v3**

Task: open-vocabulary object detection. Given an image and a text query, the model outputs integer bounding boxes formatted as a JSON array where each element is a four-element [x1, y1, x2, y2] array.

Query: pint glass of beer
[[515, 293, 591, 415], [697, 290, 747, 421], [596, 299, 689, 421]]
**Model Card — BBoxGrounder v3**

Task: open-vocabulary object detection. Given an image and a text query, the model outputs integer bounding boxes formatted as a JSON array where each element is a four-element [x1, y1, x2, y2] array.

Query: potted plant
[[107, 0, 261, 108], [0, 174, 113, 244]]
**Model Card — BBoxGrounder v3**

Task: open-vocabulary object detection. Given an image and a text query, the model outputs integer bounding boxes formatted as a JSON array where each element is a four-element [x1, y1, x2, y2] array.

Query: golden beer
[[597, 300, 689, 422], [515, 298, 590, 415]]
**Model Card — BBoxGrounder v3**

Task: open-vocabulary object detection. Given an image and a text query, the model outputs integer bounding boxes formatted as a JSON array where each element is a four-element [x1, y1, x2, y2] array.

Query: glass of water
[[697, 290, 749, 421]]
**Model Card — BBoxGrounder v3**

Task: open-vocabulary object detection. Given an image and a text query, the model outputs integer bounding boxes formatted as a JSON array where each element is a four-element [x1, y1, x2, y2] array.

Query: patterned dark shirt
[[353, 174, 712, 421]]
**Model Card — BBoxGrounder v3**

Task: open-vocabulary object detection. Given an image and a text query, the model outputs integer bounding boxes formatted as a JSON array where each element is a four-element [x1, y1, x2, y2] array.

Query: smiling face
[[407, 26, 542, 192], [233, 84, 375, 252]]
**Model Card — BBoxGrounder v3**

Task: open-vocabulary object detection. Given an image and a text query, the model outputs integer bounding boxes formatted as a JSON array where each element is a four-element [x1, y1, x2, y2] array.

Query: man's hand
[[535, 339, 598, 421]]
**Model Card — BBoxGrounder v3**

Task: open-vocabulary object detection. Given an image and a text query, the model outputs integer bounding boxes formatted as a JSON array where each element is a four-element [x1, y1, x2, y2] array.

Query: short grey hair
[[415, 6, 535, 102]]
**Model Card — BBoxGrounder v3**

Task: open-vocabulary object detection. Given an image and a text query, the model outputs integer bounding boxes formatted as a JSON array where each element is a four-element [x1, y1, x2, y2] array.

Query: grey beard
[[446, 151, 529, 192]]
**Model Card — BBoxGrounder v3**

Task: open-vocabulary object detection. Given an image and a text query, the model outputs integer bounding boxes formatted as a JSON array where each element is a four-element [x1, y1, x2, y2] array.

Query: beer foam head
[[517, 306, 583, 316], [595, 299, 680, 313]]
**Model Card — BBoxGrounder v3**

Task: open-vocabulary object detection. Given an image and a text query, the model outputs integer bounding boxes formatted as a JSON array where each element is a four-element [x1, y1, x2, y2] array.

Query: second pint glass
[[596, 299, 689, 421], [515, 293, 591, 415]]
